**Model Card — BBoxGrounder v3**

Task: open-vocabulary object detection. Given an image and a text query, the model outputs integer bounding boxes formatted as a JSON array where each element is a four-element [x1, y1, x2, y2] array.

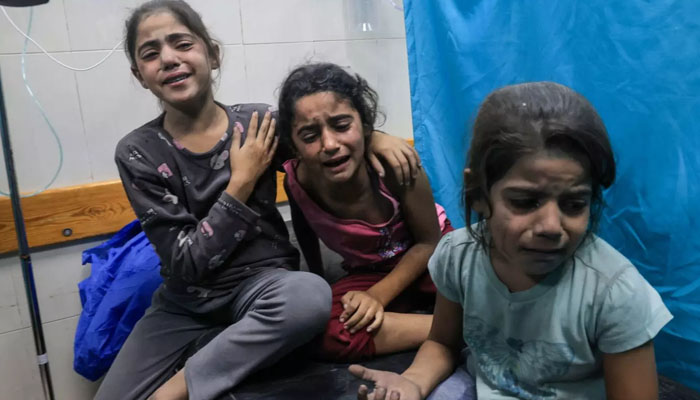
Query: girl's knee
[[278, 271, 331, 330]]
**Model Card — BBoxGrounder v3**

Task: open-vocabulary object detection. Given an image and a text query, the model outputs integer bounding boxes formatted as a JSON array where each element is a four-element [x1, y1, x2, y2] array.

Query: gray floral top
[[115, 103, 298, 297]]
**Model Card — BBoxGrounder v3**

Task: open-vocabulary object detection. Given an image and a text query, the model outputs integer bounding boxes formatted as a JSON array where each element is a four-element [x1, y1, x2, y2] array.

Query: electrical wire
[[1, 6, 123, 71], [0, 7, 63, 197]]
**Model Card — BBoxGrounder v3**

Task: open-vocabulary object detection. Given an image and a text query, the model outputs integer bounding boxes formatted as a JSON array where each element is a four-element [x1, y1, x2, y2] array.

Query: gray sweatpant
[[94, 269, 331, 400]]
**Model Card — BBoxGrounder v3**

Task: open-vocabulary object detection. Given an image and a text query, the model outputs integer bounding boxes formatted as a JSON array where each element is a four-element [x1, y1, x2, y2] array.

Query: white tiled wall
[[0, 1, 410, 399]]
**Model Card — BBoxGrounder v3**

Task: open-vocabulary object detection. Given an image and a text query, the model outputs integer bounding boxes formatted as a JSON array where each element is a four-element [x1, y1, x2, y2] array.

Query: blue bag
[[73, 220, 162, 381]]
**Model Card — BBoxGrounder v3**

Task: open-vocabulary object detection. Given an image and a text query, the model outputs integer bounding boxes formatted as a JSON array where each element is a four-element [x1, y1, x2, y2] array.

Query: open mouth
[[322, 155, 350, 168], [522, 247, 565, 255], [163, 73, 191, 85]]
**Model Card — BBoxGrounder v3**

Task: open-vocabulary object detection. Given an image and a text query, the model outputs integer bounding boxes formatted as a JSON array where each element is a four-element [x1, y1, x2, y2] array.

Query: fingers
[[345, 301, 370, 331], [400, 145, 420, 181], [353, 305, 377, 332], [263, 117, 276, 149], [366, 307, 384, 333], [349, 364, 371, 379], [368, 153, 386, 178], [390, 390, 400, 400], [389, 152, 410, 186], [374, 386, 387, 400], [357, 384, 369, 400], [340, 292, 356, 323], [231, 125, 242, 152], [256, 111, 272, 144], [246, 111, 259, 143]]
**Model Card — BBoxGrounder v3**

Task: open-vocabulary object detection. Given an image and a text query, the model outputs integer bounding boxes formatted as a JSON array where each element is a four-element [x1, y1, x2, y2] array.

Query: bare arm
[[366, 167, 441, 306], [402, 293, 463, 397], [350, 293, 464, 400], [603, 341, 659, 400]]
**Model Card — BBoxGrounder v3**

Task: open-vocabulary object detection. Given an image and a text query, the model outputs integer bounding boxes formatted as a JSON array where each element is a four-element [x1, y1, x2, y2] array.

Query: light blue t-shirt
[[429, 228, 673, 400]]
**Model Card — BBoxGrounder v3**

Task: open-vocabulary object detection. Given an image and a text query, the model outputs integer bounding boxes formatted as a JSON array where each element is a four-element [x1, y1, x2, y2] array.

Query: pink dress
[[283, 159, 449, 273], [283, 159, 452, 362]]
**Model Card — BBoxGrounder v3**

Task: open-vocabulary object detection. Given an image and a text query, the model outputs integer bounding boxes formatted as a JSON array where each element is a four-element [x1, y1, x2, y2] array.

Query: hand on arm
[[116, 139, 261, 283], [350, 294, 464, 399], [367, 131, 421, 186], [603, 341, 659, 400], [363, 167, 442, 308], [226, 111, 279, 203]]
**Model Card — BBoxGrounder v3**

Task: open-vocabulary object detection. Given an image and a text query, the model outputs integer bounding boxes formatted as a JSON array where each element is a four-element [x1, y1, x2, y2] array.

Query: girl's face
[[479, 150, 592, 278], [132, 12, 217, 109], [291, 91, 367, 183]]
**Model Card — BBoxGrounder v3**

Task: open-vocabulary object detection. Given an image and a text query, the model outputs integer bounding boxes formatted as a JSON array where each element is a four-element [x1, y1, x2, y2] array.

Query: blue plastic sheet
[[73, 220, 162, 381], [405, 0, 700, 390]]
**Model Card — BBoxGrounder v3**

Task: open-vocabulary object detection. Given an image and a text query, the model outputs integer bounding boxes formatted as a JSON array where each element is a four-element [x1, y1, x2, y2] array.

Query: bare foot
[[149, 369, 188, 400]]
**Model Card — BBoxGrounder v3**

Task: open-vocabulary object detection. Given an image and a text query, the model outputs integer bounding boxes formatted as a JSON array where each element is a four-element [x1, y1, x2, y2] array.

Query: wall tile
[[240, 0, 405, 44], [0, 259, 22, 334], [213, 45, 249, 106], [0, 53, 92, 193], [243, 42, 315, 105], [72, 50, 159, 182], [0, 327, 43, 400], [0, 0, 70, 54], [44, 316, 101, 400]]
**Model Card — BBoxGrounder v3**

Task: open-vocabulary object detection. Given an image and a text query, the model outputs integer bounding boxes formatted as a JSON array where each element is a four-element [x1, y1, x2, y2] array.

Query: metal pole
[[0, 67, 55, 399]]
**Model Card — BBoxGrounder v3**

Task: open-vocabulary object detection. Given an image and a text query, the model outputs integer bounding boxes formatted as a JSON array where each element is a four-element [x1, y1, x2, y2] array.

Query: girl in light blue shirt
[[350, 81, 672, 400]]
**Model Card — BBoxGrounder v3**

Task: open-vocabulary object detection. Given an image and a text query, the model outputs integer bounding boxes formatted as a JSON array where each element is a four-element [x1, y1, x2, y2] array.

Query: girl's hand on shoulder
[[340, 290, 385, 334], [367, 131, 421, 186], [349, 365, 422, 400], [226, 111, 279, 200]]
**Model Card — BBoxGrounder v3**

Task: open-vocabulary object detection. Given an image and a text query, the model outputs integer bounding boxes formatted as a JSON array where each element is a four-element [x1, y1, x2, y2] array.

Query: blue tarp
[[405, 0, 700, 390], [73, 220, 162, 381]]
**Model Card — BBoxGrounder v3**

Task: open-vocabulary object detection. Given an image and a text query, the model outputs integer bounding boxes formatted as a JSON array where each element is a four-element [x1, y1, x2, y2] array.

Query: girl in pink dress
[[278, 63, 452, 362]]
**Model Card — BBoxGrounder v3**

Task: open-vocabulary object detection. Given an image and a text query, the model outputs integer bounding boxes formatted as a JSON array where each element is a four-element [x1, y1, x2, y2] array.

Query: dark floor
[[223, 349, 700, 400], [224, 351, 414, 400]]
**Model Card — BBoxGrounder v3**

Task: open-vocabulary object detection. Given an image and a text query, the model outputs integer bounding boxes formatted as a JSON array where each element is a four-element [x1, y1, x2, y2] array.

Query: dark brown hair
[[277, 62, 383, 151], [465, 81, 616, 245], [124, 0, 220, 68]]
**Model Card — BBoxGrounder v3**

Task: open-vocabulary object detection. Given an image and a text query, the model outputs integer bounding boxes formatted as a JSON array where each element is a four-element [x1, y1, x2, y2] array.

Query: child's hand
[[349, 364, 422, 400], [367, 131, 421, 186], [226, 111, 279, 201], [340, 291, 384, 334]]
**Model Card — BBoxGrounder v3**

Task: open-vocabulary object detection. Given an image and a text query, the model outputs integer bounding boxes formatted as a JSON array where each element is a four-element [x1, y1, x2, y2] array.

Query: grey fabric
[[95, 269, 331, 400], [427, 366, 476, 400], [115, 103, 299, 296]]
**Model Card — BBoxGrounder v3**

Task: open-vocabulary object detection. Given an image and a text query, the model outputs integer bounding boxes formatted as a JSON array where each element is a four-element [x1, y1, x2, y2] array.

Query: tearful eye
[[141, 51, 158, 60], [560, 199, 589, 215], [509, 198, 539, 211], [176, 42, 193, 50]]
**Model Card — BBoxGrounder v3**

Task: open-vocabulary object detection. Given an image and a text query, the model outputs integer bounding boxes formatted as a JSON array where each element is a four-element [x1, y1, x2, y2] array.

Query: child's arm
[[350, 293, 463, 400], [115, 112, 277, 284], [366, 131, 421, 186], [284, 177, 324, 276], [603, 341, 659, 400], [340, 167, 440, 333]]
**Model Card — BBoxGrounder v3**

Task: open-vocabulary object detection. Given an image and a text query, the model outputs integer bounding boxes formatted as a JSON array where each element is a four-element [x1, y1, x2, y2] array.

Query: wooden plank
[[0, 181, 136, 254]]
